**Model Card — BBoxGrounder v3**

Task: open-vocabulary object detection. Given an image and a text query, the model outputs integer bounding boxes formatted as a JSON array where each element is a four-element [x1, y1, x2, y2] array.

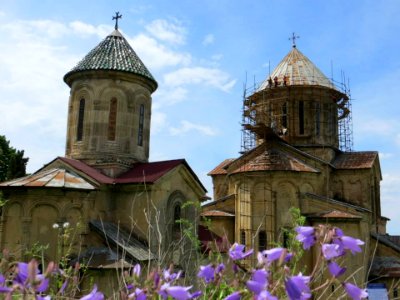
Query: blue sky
[[1, 0, 399, 233]]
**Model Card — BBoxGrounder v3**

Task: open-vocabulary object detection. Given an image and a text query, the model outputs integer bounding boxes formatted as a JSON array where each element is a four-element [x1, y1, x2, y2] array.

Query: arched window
[[108, 98, 118, 141], [299, 101, 304, 135], [173, 204, 181, 232], [240, 230, 246, 246], [258, 230, 267, 251], [76, 98, 85, 141], [315, 102, 320, 136], [138, 104, 145, 146], [281, 102, 288, 128], [283, 230, 290, 248]]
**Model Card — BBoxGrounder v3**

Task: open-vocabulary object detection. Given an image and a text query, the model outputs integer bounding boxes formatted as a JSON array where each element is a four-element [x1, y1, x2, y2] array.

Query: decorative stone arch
[[73, 86, 95, 114], [275, 180, 299, 227], [300, 182, 314, 194], [2, 202, 23, 254], [98, 87, 127, 111], [27, 201, 61, 218], [2, 199, 24, 218], [252, 181, 275, 251], [333, 179, 345, 201], [166, 190, 186, 234], [29, 203, 60, 261]]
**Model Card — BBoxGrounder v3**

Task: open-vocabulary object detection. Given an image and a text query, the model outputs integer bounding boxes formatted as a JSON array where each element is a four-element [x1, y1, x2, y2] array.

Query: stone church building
[[203, 44, 400, 294], [0, 25, 206, 290]]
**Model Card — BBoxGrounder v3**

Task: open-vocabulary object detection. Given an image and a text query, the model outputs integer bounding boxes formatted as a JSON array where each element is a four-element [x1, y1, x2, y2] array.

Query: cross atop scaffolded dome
[[257, 47, 334, 91]]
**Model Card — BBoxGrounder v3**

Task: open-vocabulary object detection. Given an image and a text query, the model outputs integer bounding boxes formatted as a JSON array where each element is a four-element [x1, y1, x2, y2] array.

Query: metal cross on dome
[[113, 12, 122, 30], [289, 32, 300, 48]]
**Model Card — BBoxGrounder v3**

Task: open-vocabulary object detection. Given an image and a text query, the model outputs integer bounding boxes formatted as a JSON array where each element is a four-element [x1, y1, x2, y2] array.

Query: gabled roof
[[303, 192, 371, 213], [64, 29, 157, 90], [371, 232, 400, 254], [209, 140, 320, 176], [58, 157, 113, 184], [230, 146, 319, 174], [116, 159, 186, 184], [257, 47, 334, 91], [369, 256, 400, 277], [208, 159, 234, 176], [333, 151, 378, 169], [0, 167, 96, 190], [57, 157, 205, 190], [89, 220, 156, 261], [71, 247, 134, 269], [201, 210, 235, 217], [305, 210, 362, 220]]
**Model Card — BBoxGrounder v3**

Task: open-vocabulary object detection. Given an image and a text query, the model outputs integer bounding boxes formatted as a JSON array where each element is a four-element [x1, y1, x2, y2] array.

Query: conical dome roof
[[257, 47, 333, 91], [64, 29, 157, 90]]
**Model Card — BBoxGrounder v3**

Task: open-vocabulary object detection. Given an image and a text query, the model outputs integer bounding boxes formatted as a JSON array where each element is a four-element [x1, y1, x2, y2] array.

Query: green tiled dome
[[64, 30, 157, 89]]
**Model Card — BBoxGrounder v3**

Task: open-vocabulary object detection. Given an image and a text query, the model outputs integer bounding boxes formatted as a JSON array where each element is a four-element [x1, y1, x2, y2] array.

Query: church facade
[[203, 45, 400, 292], [0, 24, 206, 291]]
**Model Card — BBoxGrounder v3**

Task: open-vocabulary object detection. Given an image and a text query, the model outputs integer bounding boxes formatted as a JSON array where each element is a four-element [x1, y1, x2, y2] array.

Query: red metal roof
[[116, 159, 185, 183], [333, 151, 377, 169], [58, 157, 206, 189], [198, 225, 229, 253], [59, 157, 113, 184]]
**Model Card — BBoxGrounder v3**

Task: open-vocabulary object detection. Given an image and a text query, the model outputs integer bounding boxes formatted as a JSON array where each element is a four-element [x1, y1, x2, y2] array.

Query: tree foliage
[[0, 135, 29, 182]]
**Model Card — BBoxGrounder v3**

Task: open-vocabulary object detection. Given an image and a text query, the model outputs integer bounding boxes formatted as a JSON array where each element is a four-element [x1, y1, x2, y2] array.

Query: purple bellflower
[[285, 273, 311, 300], [160, 284, 201, 300], [322, 244, 342, 260], [335, 236, 365, 254], [197, 264, 215, 283], [163, 269, 182, 283], [327, 261, 346, 278], [343, 283, 368, 300], [128, 288, 146, 300], [229, 243, 254, 261], [224, 291, 241, 300], [14, 262, 29, 285], [133, 264, 141, 278], [246, 269, 268, 295], [295, 226, 316, 250], [257, 290, 278, 300], [260, 247, 292, 264], [80, 284, 104, 300], [0, 274, 12, 293], [216, 263, 225, 274]]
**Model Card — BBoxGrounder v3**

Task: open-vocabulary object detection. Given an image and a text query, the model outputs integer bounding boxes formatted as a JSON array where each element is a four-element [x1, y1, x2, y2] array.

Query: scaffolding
[[241, 75, 353, 153], [238, 73, 353, 257]]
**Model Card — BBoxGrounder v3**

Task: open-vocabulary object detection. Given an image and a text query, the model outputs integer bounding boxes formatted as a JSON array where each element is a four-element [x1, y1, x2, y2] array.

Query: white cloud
[[169, 120, 217, 136], [0, 19, 69, 40], [203, 34, 214, 46], [128, 33, 191, 70], [153, 87, 188, 109], [163, 67, 236, 92], [145, 19, 186, 45], [69, 21, 112, 38], [0, 11, 6, 18]]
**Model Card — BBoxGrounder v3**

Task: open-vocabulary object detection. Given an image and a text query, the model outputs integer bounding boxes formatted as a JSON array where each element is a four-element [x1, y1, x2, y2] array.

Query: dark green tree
[[0, 135, 29, 182]]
